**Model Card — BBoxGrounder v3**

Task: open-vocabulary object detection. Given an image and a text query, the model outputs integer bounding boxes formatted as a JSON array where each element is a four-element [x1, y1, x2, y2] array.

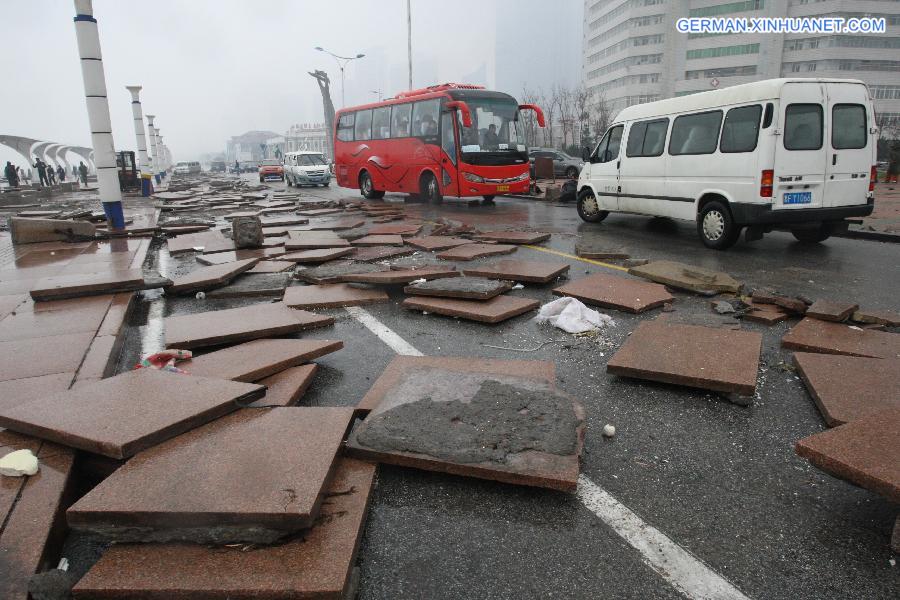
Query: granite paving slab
[[351, 245, 416, 262], [403, 294, 540, 323], [553, 272, 673, 313], [781, 318, 900, 359], [279, 247, 355, 263], [29, 270, 146, 302], [307, 217, 365, 230], [296, 208, 345, 216], [742, 300, 791, 325], [181, 338, 343, 382], [167, 231, 235, 255], [474, 231, 551, 244], [406, 236, 475, 251], [71, 458, 376, 599], [851, 308, 900, 327], [342, 265, 460, 284], [628, 260, 742, 294], [259, 216, 309, 227], [164, 302, 333, 349], [194, 249, 271, 266], [0, 369, 264, 459], [806, 299, 859, 322], [165, 259, 258, 294], [0, 298, 108, 341], [284, 231, 352, 250], [0, 373, 74, 413], [436, 243, 517, 261], [205, 273, 292, 299], [404, 276, 513, 300], [351, 234, 405, 247], [462, 259, 570, 284], [793, 353, 900, 426], [283, 284, 390, 309], [607, 320, 762, 395], [368, 222, 423, 236], [67, 407, 353, 543], [0, 332, 95, 381], [795, 409, 900, 504], [251, 364, 318, 407], [247, 260, 295, 274], [294, 261, 390, 284]]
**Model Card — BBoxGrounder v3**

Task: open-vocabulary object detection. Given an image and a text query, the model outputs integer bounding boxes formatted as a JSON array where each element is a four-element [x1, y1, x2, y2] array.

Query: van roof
[[614, 78, 868, 123]]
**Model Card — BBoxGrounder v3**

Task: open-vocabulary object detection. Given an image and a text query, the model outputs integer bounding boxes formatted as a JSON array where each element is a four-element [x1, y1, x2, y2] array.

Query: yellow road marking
[[523, 244, 629, 272]]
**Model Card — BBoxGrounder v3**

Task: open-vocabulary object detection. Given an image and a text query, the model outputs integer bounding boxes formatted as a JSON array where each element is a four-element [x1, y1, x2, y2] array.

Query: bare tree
[[555, 84, 575, 151], [590, 91, 612, 146], [540, 87, 557, 148], [574, 85, 592, 151], [520, 85, 540, 147]]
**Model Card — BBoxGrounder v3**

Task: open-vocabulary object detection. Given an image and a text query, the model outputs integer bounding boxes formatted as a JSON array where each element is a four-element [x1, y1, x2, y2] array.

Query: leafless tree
[[555, 84, 575, 150], [520, 85, 540, 147], [574, 85, 592, 150], [539, 87, 557, 148], [590, 91, 612, 145]]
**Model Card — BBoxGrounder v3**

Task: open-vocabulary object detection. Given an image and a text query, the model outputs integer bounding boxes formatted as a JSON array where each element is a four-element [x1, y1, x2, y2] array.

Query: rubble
[[284, 230, 351, 250], [283, 283, 390, 308], [851, 308, 900, 327], [553, 273, 674, 313], [474, 231, 551, 244], [782, 317, 900, 359], [404, 276, 513, 300], [231, 215, 264, 248], [342, 265, 460, 284], [351, 244, 416, 262], [165, 258, 258, 294], [406, 236, 474, 251], [205, 272, 293, 298], [351, 234, 405, 246], [628, 260, 742, 295], [403, 294, 540, 323], [463, 259, 570, 283], [294, 260, 391, 284], [436, 243, 518, 261], [181, 338, 343, 382], [805, 299, 859, 322]]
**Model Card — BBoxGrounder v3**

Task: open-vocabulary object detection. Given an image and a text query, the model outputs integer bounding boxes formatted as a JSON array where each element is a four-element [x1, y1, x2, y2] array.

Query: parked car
[[258, 159, 284, 182], [577, 78, 876, 249], [173, 161, 201, 175], [528, 148, 583, 179], [283, 151, 331, 187], [209, 161, 226, 173]]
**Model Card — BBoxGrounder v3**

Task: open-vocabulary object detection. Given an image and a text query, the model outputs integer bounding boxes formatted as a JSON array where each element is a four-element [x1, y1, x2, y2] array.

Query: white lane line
[[345, 306, 750, 600]]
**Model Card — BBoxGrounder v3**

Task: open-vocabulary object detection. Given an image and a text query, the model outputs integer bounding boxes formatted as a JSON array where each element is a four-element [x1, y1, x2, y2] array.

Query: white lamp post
[[125, 85, 152, 196], [146, 114, 160, 184]]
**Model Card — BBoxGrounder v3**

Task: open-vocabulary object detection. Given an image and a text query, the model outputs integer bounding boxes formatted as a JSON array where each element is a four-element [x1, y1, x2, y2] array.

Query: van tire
[[359, 171, 384, 199], [791, 225, 832, 243], [421, 172, 442, 204], [697, 201, 740, 250], [577, 188, 609, 223]]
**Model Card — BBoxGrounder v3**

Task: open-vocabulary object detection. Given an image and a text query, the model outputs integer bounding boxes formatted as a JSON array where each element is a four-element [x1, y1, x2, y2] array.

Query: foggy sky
[[0, 0, 581, 164]]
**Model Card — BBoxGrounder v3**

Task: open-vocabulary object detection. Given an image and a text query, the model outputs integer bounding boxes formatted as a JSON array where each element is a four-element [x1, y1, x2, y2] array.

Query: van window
[[784, 104, 823, 150], [832, 104, 867, 149], [762, 103, 774, 128], [720, 105, 762, 153], [626, 118, 668, 157], [594, 125, 624, 163], [411, 99, 440, 137], [372, 107, 391, 140], [354, 109, 373, 141], [669, 111, 722, 155], [337, 113, 354, 142], [391, 104, 412, 137]]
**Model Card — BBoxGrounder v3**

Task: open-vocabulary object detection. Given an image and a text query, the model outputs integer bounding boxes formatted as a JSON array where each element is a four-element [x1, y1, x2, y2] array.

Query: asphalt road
[[101, 180, 899, 600]]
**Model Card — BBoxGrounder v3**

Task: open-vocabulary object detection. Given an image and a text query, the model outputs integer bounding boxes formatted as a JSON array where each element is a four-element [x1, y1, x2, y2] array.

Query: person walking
[[56, 165, 66, 182], [34, 159, 48, 187], [17, 166, 26, 185], [4, 161, 19, 187], [46, 164, 56, 185], [78, 161, 88, 186], [72, 165, 78, 180], [888, 141, 900, 185]]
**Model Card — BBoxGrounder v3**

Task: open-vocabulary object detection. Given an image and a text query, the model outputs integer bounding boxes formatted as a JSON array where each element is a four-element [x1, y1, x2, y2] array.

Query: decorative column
[[125, 86, 152, 196], [73, 0, 124, 228], [146, 114, 161, 184], [157, 130, 167, 176]]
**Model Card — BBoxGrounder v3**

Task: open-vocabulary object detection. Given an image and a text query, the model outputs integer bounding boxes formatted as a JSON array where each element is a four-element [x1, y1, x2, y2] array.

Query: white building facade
[[284, 123, 329, 157]]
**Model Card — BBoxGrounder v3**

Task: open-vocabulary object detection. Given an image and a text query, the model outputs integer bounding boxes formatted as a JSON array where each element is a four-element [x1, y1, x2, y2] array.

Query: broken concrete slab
[[0, 369, 264, 459], [553, 273, 673, 313], [28, 270, 147, 302], [165, 258, 259, 294], [781, 318, 900, 359], [342, 265, 460, 284], [752, 289, 809, 315], [403, 294, 540, 324], [462, 259, 570, 284], [164, 302, 333, 349], [351, 234, 405, 246], [806, 300, 859, 322], [251, 364, 318, 407], [182, 339, 343, 382], [9, 217, 96, 244], [247, 260, 295, 274], [628, 260, 741, 295], [436, 243, 517, 261], [67, 407, 353, 543], [351, 245, 416, 262], [850, 308, 900, 327], [284, 231, 352, 250], [474, 231, 551, 244], [607, 320, 762, 396], [71, 457, 375, 599], [205, 273, 292, 299], [795, 408, 899, 503], [232, 216, 265, 249], [283, 284, 389, 309], [406, 236, 474, 251], [793, 353, 900, 426], [404, 276, 513, 300], [294, 261, 391, 284], [279, 247, 356, 264], [742, 300, 791, 325]]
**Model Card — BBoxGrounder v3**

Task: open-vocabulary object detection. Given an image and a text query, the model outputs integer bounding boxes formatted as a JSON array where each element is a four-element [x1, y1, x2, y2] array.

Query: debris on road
[[342, 265, 460, 284], [181, 338, 343, 382], [553, 272, 674, 313], [628, 260, 742, 295], [850, 308, 900, 327], [403, 294, 540, 323], [404, 276, 513, 300], [436, 243, 518, 261], [463, 259, 570, 283], [535, 296, 615, 334], [231, 215, 264, 249], [805, 299, 859, 322], [283, 283, 390, 308], [473, 230, 551, 244], [10, 217, 96, 244], [602, 424, 616, 438], [782, 317, 900, 359], [165, 258, 258, 294]]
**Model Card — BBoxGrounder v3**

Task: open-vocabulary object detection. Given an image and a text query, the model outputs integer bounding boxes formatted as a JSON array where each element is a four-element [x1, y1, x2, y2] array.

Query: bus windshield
[[457, 98, 526, 160]]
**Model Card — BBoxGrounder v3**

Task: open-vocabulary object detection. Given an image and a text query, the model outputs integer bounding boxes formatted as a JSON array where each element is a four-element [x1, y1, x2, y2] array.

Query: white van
[[283, 151, 331, 187], [578, 78, 876, 249], [173, 161, 201, 175]]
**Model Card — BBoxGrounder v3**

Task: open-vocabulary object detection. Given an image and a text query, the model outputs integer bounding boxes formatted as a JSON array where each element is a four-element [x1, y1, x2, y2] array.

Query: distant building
[[284, 123, 329, 157], [582, 0, 900, 133], [225, 130, 279, 163]]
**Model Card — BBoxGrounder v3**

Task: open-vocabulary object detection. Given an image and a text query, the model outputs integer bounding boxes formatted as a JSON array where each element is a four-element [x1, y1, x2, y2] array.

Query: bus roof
[[614, 78, 868, 123], [336, 85, 516, 116]]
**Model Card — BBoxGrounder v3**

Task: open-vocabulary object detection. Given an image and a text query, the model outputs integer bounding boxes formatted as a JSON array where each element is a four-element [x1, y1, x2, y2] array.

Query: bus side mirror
[[581, 147, 590, 162], [446, 101, 472, 128], [519, 104, 546, 128]]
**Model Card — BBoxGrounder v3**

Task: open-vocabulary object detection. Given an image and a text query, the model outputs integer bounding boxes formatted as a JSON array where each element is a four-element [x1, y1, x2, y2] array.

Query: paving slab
[[404, 276, 513, 300], [806, 299, 859, 322], [259, 216, 309, 227], [0, 372, 74, 413], [205, 273, 292, 299], [167, 231, 235, 255], [368, 222, 423, 236], [0, 298, 109, 341], [403, 294, 539, 323], [165, 258, 258, 294], [294, 261, 390, 284], [351, 234, 405, 247], [0, 331, 94, 381], [781, 318, 900, 359], [343, 265, 460, 284], [0, 369, 264, 459], [851, 308, 900, 327], [436, 243, 517, 261], [251, 364, 318, 408], [9, 217, 96, 244], [795, 408, 900, 503], [247, 260, 295, 274], [474, 231, 551, 244], [181, 338, 343, 382], [350, 245, 416, 262], [284, 231, 352, 250], [283, 284, 389, 309], [462, 259, 570, 284], [71, 457, 375, 600], [164, 302, 333, 349], [574, 241, 630, 260], [29, 269, 146, 302], [194, 249, 270, 265], [742, 300, 791, 325], [553, 272, 674, 313], [405, 236, 474, 251], [296, 208, 345, 216], [67, 407, 353, 543], [307, 217, 365, 230], [792, 353, 900, 426], [279, 247, 355, 263], [628, 260, 742, 294], [607, 320, 762, 395]]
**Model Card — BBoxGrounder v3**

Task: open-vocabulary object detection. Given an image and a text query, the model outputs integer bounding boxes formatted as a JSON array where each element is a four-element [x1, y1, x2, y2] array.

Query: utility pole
[[407, 0, 413, 89]]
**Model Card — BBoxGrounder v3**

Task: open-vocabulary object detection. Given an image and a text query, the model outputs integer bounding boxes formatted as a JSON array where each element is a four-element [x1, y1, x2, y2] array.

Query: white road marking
[[346, 306, 751, 600]]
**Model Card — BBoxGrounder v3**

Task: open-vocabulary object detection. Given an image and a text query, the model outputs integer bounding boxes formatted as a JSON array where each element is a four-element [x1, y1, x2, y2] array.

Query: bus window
[[372, 107, 391, 140], [784, 104, 823, 150], [720, 105, 762, 153], [412, 99, 440, 137], [440, 111, 457, 165], [832, 104, 866, 149], [391, 104, 411, 137], [354, 110, 373, 141], [669, 110, 722, 155], [337, 113, 354, 142]]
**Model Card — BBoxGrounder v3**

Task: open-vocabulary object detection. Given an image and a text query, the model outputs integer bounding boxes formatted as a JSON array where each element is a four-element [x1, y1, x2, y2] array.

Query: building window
[[686, 43, 759, 60], [689, 0, 764, 18]]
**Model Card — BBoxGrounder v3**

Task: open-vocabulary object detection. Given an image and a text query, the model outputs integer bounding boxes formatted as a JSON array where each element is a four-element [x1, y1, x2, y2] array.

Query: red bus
[[333, 83, 544, 202]]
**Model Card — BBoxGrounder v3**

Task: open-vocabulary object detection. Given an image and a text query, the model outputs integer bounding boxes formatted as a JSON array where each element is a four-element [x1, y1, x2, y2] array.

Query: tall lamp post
[[125, 86, 152, 196], [314, 47, 365, 108]]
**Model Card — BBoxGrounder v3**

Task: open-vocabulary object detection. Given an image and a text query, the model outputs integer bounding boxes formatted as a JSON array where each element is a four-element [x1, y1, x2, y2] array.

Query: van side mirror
[[581, 147, 590, 162]]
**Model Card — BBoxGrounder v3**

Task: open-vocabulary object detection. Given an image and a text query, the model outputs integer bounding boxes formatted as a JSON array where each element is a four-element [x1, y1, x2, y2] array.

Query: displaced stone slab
[[182, 338, 343, 382], [167, 231, 235, 255], [0, 369, 264, 459], [403, 294, 539, 324], [284, 231, 352, 250], [463, 259, 570, 284], [0, 373, 74, 413], [71, 457, 375, 600], [259, 216, 309, 227], [742, 300, 791, 325], [351, 245, 416, 262], [406, 236, 474, 251], [251, 364, 318, 408], [165, 259, 258, 294], [67, 407, 353, 543], [781, 318, 900, 359], [351, 234, 405, 247], [851, 308, 900, 327], [474, 231, 551, 244], [343, 265, 460, 284], [247, 260, 295, 274], [0, 332, 95, 382], [195, 249, 271, 266], [607, 320, 762, 395], [283, 284, 389, 309], [9, 217, 96, 244], [793, 353, 900, 427], [553, 273, 673, 313], [628, 260, 741, 294], [296, 208, 344, 216], [294, 261, 390, 284], [436, 243, 517, 261], [307, 217, 365, 231], [205, 273, 292, 299], [29, 270, 146, 302], [795, 409, 900, 504], [404, 276, 513, 300], [368, 222, 423, 236], [280, 247, 356, 264], [574, 241, 630, 260], [806, 300, 859, 322], [164, 302, 333, 349]]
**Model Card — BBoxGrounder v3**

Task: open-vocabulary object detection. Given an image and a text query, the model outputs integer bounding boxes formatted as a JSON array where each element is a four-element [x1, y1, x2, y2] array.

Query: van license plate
[[496, 185, 510, 192], [783, 192, 811, 205]]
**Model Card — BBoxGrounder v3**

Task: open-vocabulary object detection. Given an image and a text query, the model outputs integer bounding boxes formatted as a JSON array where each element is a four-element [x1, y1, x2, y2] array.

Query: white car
[[284, 151, 331, 187]]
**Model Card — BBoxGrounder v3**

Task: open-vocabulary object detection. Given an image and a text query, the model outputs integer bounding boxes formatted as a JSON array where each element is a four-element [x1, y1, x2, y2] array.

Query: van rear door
[[773, 82, 827, 211], [823, 83, 872, 207]]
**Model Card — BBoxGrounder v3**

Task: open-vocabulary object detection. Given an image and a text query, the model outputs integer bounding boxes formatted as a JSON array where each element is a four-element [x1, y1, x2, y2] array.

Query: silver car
[[528, 148, 583, 179]]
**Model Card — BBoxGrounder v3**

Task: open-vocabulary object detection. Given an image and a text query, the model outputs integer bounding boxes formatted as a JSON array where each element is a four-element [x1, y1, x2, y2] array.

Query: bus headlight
[[509, 172, 529, 182], [463, 172, 485, 183]]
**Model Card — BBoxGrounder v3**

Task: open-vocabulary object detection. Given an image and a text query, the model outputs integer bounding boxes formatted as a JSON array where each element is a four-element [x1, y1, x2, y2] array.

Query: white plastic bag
[[534, 297, 614, 334]]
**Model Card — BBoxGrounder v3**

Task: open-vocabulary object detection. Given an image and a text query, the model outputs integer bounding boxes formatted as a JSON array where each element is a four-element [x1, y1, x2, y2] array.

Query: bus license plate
[[783, 192, 811, 205], [496, 185, 510, 192]]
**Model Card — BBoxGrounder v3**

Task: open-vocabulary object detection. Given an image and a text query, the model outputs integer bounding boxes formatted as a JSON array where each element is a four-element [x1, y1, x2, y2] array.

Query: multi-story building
[[225, 130, 279, 163], [582, 0, 900, 134], [284, 123, 329, 156]]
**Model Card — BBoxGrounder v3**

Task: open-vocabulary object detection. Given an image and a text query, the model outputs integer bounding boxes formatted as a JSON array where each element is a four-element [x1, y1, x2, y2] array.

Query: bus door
[[439, 111, 460, 197], [823, 83, 872, 208], [773, 82, 827, 211]]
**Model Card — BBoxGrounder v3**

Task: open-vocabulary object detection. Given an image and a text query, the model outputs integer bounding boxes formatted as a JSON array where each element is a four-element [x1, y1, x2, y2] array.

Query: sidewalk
[[840, 183, 900, 243]]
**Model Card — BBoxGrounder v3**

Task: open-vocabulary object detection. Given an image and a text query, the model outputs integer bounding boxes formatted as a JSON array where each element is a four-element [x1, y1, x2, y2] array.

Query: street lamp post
[[125, 86, 152, 196], [314, 47, 365, 108]]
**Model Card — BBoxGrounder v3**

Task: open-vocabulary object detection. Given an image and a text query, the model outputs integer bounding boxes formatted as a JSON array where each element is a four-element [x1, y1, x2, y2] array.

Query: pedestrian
[[34, 159, 48, 187], [234, 159, 240, 174], [4, 161, 19, 187], [56, 165, 66, 182], [17, 166, 26, 185], [78, 161, 88, 185], [888, 141, 900, 185], [72, 165, 78, 180], [46, 164, 56, 185]]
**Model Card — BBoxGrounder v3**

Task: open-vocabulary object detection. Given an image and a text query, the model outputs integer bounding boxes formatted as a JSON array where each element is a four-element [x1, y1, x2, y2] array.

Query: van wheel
[[791, 225, 832, 243], [698, 201, 740, 250], [577, 189, 609, 223], [359, 171, 384, 199], [421, 172, 442, 204]]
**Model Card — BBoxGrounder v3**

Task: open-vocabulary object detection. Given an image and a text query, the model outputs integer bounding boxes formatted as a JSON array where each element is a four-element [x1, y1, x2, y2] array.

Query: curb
[[835, 229, 900, 243]]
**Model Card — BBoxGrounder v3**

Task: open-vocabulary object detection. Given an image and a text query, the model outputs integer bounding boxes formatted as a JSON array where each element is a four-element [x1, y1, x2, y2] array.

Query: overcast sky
[[0, 0, 581, 164]]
